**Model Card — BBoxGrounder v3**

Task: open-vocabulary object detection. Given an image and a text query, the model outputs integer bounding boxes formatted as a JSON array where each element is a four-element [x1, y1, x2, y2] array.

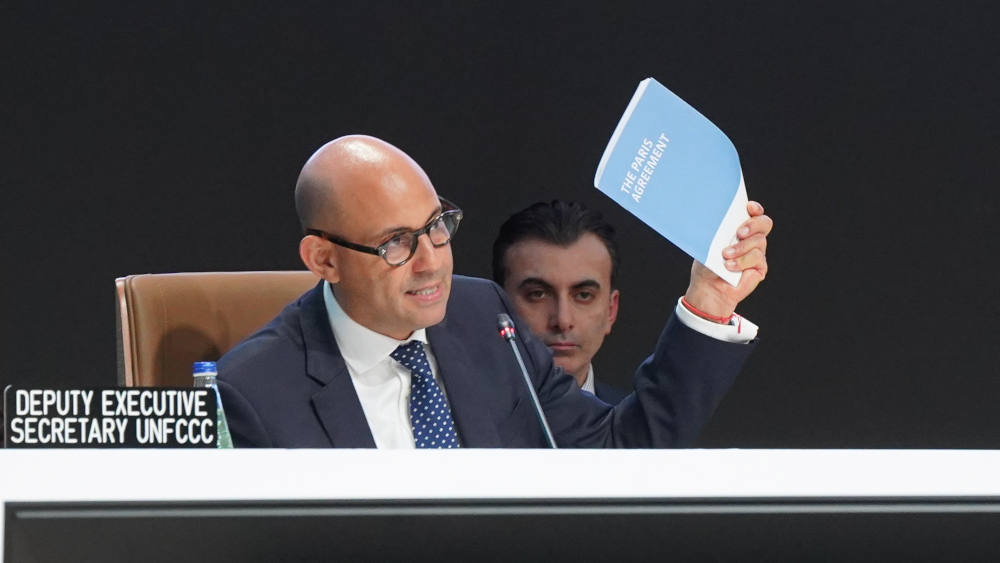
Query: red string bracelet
[[681, 296, 734, 325]]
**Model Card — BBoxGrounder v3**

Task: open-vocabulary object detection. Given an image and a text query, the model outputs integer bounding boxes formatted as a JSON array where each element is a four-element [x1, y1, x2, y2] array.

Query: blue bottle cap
[[193, 361, 218, 375]]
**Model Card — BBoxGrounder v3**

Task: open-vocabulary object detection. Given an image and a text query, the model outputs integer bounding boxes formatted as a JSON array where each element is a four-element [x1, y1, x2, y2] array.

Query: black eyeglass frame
[[304, 198, 463, 267]]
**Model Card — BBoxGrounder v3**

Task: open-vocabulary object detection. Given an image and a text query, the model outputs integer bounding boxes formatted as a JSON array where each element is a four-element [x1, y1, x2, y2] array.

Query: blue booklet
[[594, 77, 749, 286]]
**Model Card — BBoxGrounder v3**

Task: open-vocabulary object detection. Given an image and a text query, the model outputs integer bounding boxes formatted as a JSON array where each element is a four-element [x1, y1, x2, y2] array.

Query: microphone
[[497, 313, 557, 448]]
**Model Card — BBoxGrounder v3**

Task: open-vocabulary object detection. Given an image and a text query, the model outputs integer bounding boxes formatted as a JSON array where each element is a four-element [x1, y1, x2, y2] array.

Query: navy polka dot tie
[[390, 341, 461, 448]]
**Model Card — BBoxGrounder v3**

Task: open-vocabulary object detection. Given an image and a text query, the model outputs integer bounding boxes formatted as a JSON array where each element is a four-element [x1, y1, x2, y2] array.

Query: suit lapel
[[428, 320, 503, 448], [299, 283, 376, 448]]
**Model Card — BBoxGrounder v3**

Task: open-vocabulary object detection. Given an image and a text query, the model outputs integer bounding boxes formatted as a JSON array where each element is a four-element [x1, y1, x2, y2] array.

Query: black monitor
[[7, 496, 1000, 561]]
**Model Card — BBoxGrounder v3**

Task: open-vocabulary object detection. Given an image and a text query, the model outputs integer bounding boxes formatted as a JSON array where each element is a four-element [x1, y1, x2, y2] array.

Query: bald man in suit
[[218, 135, 772, 448]]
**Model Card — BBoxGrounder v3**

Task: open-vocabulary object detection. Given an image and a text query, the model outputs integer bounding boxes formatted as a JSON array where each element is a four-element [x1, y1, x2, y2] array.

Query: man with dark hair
[[492, 201, 628, 402], [218, 135, 772, 448], [493, 200, 763, 407]]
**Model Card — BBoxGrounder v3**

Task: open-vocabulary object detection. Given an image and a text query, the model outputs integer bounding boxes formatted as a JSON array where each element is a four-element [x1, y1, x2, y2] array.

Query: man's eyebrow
[[370, 205, 443, 242], [516, 277, 555, 291], [571, 280, 602, 291]]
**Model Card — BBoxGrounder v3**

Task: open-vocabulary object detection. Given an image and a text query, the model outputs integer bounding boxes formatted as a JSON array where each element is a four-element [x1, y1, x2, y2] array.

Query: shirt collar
[[323, 281, 428, 374], [581, 364, 596, 394]]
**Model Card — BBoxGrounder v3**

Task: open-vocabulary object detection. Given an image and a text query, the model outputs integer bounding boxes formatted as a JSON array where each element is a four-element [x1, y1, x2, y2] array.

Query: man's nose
[[549, 297, 573, 333], [409, 233, 441, 273]]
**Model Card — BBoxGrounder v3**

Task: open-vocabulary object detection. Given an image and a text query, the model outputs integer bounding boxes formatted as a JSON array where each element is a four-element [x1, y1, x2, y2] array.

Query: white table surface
[[3, 448, 1000, 561]]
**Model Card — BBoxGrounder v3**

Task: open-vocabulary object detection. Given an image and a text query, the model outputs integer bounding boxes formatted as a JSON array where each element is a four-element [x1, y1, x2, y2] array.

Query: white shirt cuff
[[673, 297, 758, 343]]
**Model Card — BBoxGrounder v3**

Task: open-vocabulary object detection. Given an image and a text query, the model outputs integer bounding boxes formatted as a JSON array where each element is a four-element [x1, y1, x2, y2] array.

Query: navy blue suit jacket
[[594, 381, 629, 405], [218, 276, 754, 448]]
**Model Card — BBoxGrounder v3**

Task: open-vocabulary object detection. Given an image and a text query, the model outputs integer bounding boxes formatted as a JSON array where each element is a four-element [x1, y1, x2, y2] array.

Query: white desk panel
[[4, 449, 1000, 562]]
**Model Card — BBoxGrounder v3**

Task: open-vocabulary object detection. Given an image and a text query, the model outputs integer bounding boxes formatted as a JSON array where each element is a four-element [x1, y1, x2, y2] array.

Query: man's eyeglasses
[[305, 199, 463, 267]]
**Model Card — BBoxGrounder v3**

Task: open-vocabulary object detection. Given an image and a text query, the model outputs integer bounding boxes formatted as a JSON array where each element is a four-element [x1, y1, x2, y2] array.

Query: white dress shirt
[[323, 282, 446, 449], [581, 365, 597, 395], [672, 298, 758, 343]]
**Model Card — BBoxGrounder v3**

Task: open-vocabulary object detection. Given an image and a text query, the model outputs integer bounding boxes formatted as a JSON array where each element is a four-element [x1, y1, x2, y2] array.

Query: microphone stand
[[497, 314, 557, 448]]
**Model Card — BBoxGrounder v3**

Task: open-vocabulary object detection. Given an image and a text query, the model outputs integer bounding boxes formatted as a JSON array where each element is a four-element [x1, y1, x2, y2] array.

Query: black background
[[2, 2, 997, 447]]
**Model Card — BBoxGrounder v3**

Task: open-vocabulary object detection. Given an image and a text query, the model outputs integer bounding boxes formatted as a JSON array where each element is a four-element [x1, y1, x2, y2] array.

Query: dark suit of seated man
[[217, 135, 773, 448]]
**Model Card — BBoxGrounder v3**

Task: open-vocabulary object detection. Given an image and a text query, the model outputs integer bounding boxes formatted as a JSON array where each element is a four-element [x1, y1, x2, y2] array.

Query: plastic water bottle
[[193, 361, 234, 449]]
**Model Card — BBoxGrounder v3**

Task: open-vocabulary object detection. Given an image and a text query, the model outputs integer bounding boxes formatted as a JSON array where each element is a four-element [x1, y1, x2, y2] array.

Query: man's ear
[[606, 289, 620, 334], [299, 235, 340, 284]]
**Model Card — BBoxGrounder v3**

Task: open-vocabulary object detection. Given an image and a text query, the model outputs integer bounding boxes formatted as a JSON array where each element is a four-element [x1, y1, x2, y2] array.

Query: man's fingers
[[725, 247, 766, 272], [737, 213, 773, 239], [724, 233, 767, 260], [736, 265, 766, 293], [747, 200, 765, 216]]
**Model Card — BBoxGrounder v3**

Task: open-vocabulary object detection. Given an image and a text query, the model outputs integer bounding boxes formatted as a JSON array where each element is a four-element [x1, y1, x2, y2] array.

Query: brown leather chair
[[115, 271, 319, 387]]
